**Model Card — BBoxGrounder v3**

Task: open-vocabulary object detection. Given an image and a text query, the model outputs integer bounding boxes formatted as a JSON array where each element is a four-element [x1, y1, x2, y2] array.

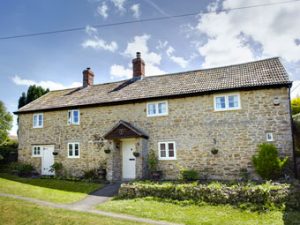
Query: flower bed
[[118, 181, 300, 210]]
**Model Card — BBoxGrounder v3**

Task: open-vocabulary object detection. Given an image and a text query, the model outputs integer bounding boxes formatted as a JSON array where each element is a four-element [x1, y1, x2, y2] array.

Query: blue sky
[[1, 0, 300, 135]]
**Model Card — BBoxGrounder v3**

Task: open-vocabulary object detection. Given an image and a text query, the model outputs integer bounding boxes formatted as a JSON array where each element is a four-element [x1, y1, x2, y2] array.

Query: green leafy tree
[[0, 101, 13, 145], [291, 97, 300, 115], [18, 85, 49, 109], [252, 143, 288, 180]]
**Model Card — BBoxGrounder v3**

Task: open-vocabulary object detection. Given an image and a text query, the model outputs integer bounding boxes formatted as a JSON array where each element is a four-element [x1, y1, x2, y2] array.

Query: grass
[[0, 196, 146, 225], [0, 173, 103, 203], [97, 198, 300, 225]]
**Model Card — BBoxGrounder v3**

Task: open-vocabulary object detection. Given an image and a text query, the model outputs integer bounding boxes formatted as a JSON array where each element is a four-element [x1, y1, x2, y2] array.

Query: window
[[214, 94, 241, 111], [147, 101, 168, 117], [33, 113, 43, 128], [32, 146, 42, 157], [158, 141, 176, 160], [266, 133, 274, 142], [68, 142, 80, 158], [68, 110, 80, 125]]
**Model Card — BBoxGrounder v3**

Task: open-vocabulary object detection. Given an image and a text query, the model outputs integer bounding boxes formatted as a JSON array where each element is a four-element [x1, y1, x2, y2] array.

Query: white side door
[[41, 146, 55, 175], [122, 140, 136, 179]]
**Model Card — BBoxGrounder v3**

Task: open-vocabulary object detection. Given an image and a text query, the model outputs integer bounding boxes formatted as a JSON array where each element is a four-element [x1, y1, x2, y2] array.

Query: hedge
[[118, 181, 300, 210]]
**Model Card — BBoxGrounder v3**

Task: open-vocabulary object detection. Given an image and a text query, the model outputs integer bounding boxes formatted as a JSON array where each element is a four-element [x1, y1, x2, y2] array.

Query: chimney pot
[[132, 52, 145, 78], [82, 67, 94, 87]]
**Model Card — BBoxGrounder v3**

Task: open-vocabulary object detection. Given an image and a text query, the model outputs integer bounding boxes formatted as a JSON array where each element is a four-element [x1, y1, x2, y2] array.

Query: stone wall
[[18, 87, 294, 180]]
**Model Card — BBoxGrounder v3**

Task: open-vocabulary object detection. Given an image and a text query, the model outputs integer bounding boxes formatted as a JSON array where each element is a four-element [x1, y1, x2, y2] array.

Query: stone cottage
[[15, 53, 295, 181]]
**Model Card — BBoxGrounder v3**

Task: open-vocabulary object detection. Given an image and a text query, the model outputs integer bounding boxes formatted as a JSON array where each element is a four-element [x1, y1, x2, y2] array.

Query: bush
[[9, 162, 34, 177], [0, 139, 18, 165], [118, 181, 299, 210], [50, 162, 63, 176], [252, 143, 288, 180], [147, 149, 158, 172], [180, 169, 199, 181], [83, 169, 98, 180]]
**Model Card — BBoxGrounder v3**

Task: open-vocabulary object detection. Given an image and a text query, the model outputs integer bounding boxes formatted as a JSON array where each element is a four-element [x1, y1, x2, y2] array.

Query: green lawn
[[0, 196, 146, 225], [97, 198, 300, 225], [0, 173, 103, 203]]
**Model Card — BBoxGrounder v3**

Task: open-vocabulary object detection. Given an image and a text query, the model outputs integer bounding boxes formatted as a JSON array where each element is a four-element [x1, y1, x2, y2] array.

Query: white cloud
[[131, 4, 140, 18], [191, 0, 300, 68], [111, 0, 126, 12], [166, 46, 189, 68], [156, 40, 168, 50], [110, 64, 132, 79], [97, 2, 108, 18], [82, 25, 118, 52], [110, 34, 165, 79], [12, 75, 81, 90], [82, 38, 118, 52]]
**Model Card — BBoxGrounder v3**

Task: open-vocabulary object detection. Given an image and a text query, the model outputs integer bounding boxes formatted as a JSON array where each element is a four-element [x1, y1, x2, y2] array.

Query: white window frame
[[266, 133, 274, 142], [68, 110, 80, 125], [158, 141, 176, 160], [147, 101, 168, 117], [67, 142, 80, 158], [32, 146, 42, 157], [33, 113, 43, 128], [214, 93, 241, 111]]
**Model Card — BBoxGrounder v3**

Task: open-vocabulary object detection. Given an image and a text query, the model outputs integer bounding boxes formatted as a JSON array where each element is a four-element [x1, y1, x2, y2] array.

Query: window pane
[[228, 95, 239, 108], [158, 102, 166, 114], [68, 111, 71, 124], [148, 104, 156, 115], [33, 115, 38, 127], [73, 111, 79, 123], [216, 97, 226, 109], [168, 143, 174, 150], [160, 143, 166, 151], [38, 115, 43, 126], [74, 144, 79, 156], [68, 144, 73, 156], [160, 150, 166, 157], [169, 150, 174, 157]]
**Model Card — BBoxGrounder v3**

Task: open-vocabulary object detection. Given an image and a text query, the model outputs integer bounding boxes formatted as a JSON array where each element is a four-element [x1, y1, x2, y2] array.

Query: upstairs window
[[32, 146, 41, 157], [147, 101, 168, 117], [68, 142, 80, 158], [214, 94, 241, 111], [68, 110, 80, 125], [33, 113, 43, 128], [158, 141, 176, 160]]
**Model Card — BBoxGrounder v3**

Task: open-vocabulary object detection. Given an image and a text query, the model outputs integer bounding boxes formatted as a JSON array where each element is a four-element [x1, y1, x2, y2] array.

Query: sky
[[0, 0, 300, 135]]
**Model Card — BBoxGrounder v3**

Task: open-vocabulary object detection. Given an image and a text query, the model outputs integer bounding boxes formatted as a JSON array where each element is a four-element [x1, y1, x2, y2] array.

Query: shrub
[[50, 162, 63, 176], [147, 149, 158, 172], [180, 169, 199, 181], [9, 162, 34, 177], [252, 143, 288, 180], [0, 139, 18, 165], [83, 169, 98, 180], [118, 181, 298, 210]]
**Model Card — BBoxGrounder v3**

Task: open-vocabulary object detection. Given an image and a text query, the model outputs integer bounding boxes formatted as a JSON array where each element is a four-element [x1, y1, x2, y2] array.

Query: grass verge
[[0, 196, 146, 225], [0, 173, 103, 203], [97, 197, 300, 225]]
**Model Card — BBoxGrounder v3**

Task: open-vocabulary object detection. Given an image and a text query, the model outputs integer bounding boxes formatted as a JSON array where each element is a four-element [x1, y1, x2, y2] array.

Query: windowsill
[[68, 156, 80, 159], [67, 124, 80, 126], [32, 155, 41, 158], [214, 107, 241, 112], [33, 127, 43, 129], [147, 113, 168, 117], [159, 158, 177, 161]]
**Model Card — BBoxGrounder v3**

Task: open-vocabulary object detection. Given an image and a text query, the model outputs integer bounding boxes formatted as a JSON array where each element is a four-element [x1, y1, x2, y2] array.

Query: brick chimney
[[132, 52, 145, 79], [82, 67, 94, 87]]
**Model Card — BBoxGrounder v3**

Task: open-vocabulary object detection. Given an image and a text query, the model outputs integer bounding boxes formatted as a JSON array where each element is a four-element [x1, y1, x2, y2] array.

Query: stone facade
[[18, 87, 294, 180]]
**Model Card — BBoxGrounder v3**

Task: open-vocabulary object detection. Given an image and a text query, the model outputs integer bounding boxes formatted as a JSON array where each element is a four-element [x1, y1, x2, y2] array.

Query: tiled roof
[[16, 57, 291, 113]]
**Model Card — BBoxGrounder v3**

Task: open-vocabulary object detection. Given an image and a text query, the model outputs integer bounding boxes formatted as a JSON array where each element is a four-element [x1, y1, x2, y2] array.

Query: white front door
[[122, 140, 136, 179], [41, 146, 55, 175]]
